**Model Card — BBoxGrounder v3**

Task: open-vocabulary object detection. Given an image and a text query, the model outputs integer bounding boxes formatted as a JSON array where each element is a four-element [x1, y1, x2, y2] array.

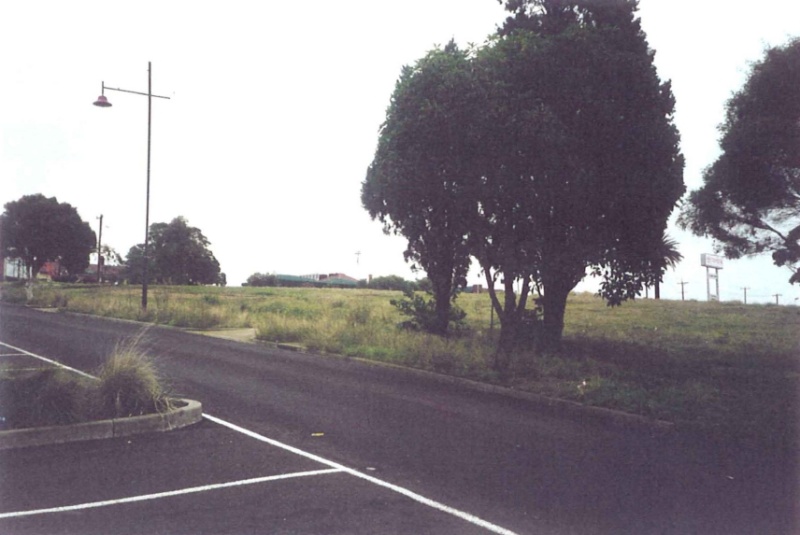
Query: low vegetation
[[1, 281, 797, 448], [0, 334, 172, 429]]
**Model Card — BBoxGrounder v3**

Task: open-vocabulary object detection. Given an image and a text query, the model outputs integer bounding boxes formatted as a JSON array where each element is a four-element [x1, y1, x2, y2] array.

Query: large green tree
[[473, 0, 684, 351], [126, 216, 222, 285], [0, 194, 96, 279], [362, 42, 478, 335], [680, 38, 800, 283], [362, 0, 684, 350]]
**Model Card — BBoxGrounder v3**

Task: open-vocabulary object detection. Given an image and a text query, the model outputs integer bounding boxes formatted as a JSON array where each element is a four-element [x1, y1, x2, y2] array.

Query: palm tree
[[653, 234, 683, 299]]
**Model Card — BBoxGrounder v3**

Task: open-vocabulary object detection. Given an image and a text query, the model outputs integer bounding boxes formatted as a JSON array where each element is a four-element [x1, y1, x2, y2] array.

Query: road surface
[[0, 304, 796, 534]]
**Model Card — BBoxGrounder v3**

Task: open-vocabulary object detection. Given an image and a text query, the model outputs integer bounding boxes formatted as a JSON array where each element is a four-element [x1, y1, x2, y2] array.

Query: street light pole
[[96, 214, 103, 284], [93, 62, 170, 310]]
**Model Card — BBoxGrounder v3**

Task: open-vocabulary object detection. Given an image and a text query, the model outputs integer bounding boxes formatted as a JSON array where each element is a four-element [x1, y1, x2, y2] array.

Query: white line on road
[[0, 468, 343, 519], [204, 414, 520, 535], [0, 340, 519, 534], [0, 342, 95, 379]]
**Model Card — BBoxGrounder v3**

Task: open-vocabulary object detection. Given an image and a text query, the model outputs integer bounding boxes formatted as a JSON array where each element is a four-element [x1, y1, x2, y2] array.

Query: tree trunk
[[540, 275, 573, 353], [430, 273, 452, 337]]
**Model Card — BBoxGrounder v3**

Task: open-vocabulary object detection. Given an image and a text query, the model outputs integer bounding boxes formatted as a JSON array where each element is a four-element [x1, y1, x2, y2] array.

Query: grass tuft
[[0, 368, 89, 428], [93, 338, 172, 419]]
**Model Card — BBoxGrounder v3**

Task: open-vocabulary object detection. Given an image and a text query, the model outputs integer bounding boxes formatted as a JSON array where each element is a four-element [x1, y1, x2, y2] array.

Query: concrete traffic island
[[0, 398, 202, 450]]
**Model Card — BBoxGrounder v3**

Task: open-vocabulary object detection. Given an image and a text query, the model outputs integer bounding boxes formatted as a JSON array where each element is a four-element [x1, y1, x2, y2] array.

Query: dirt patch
[[188, 328, 257, 343]]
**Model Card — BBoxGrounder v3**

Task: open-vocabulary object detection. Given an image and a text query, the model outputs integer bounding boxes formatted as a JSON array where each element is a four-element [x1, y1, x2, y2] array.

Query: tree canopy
[[362, 41, 477, 335], [362, 0, 684, 351], [126, 216, 222, 285], [0, 194, 96, 279], [475, 0, 684, 350], [680, 37, 800, 283]]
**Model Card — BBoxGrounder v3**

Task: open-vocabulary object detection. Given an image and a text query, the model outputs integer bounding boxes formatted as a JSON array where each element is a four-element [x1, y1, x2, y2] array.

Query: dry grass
[[93, 335, 173, 419], [2, 282, 798, 445]]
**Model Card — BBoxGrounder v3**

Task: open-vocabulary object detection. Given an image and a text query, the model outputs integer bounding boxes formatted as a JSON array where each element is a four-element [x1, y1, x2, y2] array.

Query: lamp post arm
[[104, 85, 171, 99], [102, 81, 170, 100]]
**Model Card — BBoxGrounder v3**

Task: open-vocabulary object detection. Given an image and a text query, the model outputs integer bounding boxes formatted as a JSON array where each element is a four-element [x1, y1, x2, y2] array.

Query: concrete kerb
[[0, 399, 202, 450], [345, 355, 677, 435], [256, 340, 676, 436], [7, 307, 674, 437]]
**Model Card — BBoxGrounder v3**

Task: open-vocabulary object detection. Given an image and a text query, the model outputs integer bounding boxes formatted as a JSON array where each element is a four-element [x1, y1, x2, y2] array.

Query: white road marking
[[0, 468, 343, 519], [204, 414, 520, 535], [0, 342, 95, 379], [0, 341, 519, 534]]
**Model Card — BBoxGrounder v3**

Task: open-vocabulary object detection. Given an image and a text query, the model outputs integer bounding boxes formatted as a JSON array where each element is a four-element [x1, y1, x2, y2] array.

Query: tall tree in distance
[[362, 41, 479, 336], [0, 194, 96, 279], [126, 216, 222, 285], [680, 38, 800, 283]]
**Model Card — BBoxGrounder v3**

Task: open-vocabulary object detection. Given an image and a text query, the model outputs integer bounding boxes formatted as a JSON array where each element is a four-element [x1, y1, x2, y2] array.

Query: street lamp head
[[93, 95, 112, 107]]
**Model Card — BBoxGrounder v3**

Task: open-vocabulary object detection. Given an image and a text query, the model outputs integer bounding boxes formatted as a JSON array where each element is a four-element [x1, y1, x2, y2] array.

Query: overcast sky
[[2, 1, 799, 304]]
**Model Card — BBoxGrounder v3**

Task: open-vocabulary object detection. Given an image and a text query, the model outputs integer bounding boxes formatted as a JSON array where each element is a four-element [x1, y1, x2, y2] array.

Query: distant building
[[2, 258, 26, 280], [270, 273, 359, 288]]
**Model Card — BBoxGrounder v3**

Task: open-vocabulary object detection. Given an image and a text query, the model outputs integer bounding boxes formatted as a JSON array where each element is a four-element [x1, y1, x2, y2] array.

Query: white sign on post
[[701, 254, 724, 269], [701, 254, 723, 301]]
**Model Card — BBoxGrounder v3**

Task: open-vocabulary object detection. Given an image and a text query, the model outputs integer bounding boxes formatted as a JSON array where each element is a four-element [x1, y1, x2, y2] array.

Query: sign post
[[701, 254, 724, 301]]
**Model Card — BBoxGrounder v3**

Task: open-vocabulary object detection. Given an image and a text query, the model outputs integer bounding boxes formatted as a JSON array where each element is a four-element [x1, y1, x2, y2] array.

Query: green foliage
[[367, 275, 414, 292], [680, 37, 800, 285], [0, 368, 89, 428], [391, 288, 467, 334], [0, 194, 96, 278], [126, 216, 222, 286], [364, 1, 684, 347], [245, 272, 278, 287], [479, 0, 684, 349], [362, 41, 475, 335]]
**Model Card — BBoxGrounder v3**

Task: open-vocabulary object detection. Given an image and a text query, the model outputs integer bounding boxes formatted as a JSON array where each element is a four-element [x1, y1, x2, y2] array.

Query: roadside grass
[[2, 282, 798, 445], [0, 333, 173, 429]]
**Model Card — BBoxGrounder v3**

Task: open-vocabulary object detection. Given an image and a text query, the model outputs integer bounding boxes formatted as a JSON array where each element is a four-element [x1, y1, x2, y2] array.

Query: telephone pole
[[741, 287, 750, 305], [96, 214, 103, 284], [678, 280, 688, 301], [773, 293, 782, 305]]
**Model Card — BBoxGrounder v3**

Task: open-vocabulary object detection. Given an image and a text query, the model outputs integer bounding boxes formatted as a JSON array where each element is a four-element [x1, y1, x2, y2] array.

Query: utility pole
[[96, 215, 103, 284], [741, 287, 750, 305], [678, 280, 688, 301], [355, 251, 361, 265], [773, 293, 782, 305]]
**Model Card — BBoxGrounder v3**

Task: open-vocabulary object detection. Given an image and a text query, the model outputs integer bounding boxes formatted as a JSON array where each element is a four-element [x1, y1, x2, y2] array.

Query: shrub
[[93, 340, 171, 418], [391, 289, 467, 334], [0, 368, 88, 428], [246, 273, 278, 287], [368, 275, 413, 292]]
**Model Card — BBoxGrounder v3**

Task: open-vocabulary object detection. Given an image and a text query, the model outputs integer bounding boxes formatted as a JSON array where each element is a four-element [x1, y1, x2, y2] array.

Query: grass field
[[2, 281, 798, 447]]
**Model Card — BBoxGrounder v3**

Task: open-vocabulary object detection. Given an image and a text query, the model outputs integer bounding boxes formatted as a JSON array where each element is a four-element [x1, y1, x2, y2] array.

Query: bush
[[245, 273, 278, 287], [391, 289, 467, 334], [0, 368, 89, 428], [368, 275, 413, 292], [93, 340, 172, 419]]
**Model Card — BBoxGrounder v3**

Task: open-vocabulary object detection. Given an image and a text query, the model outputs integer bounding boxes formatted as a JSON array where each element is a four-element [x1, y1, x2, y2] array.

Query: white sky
[[2, 1, 799, 304]]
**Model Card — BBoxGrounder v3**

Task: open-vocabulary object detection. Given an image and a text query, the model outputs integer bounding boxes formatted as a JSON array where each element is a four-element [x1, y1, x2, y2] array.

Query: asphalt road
[[0, 304, 797, 534]]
